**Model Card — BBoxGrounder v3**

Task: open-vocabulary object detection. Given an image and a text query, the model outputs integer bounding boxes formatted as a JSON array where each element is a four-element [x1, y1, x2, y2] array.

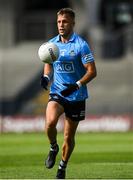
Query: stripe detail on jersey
[[82, 53, 94, 63]]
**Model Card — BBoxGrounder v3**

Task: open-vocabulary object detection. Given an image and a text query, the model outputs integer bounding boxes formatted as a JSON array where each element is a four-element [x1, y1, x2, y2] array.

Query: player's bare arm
[[43, 63, 53, 78], [79, 61, 97, 85], [61, 61, 97, 97]]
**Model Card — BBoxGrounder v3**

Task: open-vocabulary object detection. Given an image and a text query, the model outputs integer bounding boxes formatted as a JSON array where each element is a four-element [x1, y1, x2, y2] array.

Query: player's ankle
[[50, 141, 59, 151], [58, 159, 67, 170]]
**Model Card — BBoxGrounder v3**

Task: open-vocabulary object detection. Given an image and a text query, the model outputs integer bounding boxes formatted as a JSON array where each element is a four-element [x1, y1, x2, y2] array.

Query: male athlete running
[[40, 8, 97, 179]]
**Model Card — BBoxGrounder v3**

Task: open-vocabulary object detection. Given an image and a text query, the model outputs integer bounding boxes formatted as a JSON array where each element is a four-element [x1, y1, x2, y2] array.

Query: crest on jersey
[[69, 50, 76, 56]]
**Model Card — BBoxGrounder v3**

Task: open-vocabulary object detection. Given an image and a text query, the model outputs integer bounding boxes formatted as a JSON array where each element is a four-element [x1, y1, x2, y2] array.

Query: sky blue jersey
[[49, 33, 94, 102]]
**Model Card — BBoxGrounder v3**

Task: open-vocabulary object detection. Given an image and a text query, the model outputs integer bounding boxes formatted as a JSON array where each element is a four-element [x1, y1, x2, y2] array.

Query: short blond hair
[[57, 8, 75, 20]]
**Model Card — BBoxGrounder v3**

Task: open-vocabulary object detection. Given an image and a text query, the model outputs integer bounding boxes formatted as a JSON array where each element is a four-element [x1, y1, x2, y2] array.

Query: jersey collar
[[56, 33, 76, 42]]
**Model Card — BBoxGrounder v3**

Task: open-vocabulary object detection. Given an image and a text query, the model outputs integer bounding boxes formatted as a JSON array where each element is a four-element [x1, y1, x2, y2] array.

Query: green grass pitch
[[0, 132, 133, 179]]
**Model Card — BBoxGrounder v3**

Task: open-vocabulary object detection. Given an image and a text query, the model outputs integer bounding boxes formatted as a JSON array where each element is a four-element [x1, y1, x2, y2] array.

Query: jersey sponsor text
[[55, 61, 75, 73]]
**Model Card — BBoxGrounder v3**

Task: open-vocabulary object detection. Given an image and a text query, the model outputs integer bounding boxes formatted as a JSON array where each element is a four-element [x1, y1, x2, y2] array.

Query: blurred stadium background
[[0, 0, 133, 133]]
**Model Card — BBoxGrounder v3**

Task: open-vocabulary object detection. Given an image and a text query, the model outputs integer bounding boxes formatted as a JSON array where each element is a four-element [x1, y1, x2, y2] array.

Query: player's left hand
[[40, 75, 49, 90], [61, 83, 79, 96]]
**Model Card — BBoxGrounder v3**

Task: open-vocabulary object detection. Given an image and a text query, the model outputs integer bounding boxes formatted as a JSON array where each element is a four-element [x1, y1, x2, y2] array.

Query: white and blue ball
[[38, 42, 59, 64]]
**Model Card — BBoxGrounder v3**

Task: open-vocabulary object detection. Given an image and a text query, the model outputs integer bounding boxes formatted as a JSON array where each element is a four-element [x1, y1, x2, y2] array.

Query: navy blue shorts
[[48, 93, 86, 121]]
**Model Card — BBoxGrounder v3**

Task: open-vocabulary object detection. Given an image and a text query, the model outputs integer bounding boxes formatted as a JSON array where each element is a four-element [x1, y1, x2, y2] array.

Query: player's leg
[[56, 117, 79, 179], [62, 117, 79, 161], [56, 100, 85, 178], [45, 100, 64, 143], [45, 100, 64, 169]]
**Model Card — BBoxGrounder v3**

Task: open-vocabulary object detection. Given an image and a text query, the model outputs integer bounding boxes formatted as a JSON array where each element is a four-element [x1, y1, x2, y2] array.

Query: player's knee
[[64, 133, 75, 146], [46, 120, 57, 129]]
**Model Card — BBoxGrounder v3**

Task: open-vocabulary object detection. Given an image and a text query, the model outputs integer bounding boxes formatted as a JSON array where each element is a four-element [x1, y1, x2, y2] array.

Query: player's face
[[57, 14, 75, 39]]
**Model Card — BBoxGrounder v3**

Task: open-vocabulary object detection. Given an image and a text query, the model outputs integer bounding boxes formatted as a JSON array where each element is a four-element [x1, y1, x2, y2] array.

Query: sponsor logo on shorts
[[80, 110, 85, 117], [72, 111, 85, 118], [72, 114, 78, 118], [49, 94, 59, 100], [53, 95, 59, 99]]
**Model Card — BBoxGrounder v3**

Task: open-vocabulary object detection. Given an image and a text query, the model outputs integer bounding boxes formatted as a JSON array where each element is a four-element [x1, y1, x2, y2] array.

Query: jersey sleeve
[[81, 41, 94, 64]]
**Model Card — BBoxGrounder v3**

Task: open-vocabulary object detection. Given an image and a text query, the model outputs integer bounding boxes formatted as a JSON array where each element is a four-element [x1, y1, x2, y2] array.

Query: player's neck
[[60, 32, 73, 43]]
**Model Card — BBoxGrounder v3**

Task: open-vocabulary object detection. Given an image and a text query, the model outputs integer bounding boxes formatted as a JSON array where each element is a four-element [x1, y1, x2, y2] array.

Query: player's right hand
[[61, 83, 79, 96], [40, 75, 49, 90]]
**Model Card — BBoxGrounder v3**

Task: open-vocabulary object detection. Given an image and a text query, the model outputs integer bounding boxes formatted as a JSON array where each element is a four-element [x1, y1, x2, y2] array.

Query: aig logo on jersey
[[55, 61, 74, 73]]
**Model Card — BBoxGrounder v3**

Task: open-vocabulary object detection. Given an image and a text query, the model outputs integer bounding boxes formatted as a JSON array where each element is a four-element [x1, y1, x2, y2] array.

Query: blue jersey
[[49, 33, 94, 102]]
